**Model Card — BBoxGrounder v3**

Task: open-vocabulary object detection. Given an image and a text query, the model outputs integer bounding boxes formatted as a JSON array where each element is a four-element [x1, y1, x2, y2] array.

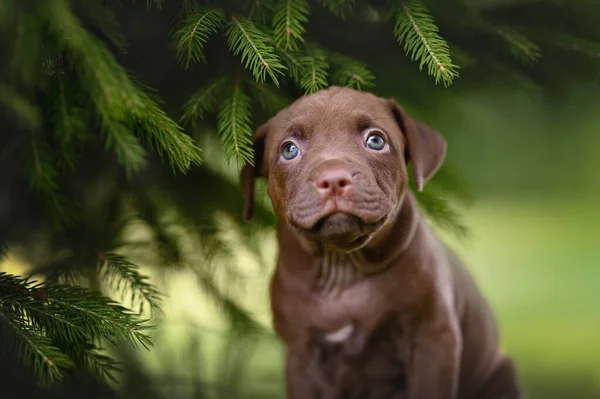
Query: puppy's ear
[[387, 99, 447, 191], [240, 123, 270, 221]]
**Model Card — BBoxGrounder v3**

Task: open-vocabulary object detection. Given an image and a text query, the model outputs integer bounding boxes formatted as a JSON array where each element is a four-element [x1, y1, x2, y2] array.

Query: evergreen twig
[[394, 0, 459, 86]]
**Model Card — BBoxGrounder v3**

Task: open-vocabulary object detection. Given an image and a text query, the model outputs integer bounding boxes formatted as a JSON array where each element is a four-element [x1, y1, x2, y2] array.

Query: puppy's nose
[[316, 169, 353, 197]]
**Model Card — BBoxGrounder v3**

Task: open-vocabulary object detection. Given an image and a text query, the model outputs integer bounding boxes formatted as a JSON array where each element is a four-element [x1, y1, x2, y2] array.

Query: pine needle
[[180, 77, 229, 126], [216, 81, 255, 165], [226, 16, 286, 86], [0, 83, 42, 130], [319, 0, 355, 19], [0, 309, 71, 385], [97, 252, 162, 315], [248, 80, 292, 116], [329, 52, 376, 90], [0, 272, 154, 385], [272, 0, 310, 51], [413, 188, 469, 239], [266, 34, 307, 84], [46, 0, 202, 175], [300, 45, 329, 93], [394, 0, 459, 86], [27, 133, 79, 228], [493, 26, 541, 63], [173, 8, 226, 69]]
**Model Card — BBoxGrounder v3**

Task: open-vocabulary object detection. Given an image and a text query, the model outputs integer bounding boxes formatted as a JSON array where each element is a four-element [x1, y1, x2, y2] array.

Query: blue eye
[[366, 133, 386, 151], [282, 142, 300, 160]]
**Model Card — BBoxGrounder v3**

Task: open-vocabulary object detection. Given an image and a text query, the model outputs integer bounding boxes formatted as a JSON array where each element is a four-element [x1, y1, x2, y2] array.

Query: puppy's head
[[241, 86, 446, 251]]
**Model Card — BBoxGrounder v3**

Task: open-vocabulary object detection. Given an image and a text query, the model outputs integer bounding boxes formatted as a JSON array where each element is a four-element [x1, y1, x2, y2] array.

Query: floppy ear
[[240, 123, 270, 221], [387, 99, 447, 191]]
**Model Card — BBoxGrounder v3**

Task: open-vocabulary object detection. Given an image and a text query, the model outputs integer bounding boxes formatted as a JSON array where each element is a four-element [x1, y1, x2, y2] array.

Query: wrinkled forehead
[[268, 89, 396, 144]]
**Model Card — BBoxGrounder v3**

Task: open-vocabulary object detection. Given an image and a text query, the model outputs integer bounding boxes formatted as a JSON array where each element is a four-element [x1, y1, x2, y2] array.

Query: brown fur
[[241, 86, 522, 399]]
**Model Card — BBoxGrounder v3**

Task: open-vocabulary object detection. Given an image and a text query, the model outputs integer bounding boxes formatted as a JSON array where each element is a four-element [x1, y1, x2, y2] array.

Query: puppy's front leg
[[285, 347, 320, 399], [407, 314, 462, 399]]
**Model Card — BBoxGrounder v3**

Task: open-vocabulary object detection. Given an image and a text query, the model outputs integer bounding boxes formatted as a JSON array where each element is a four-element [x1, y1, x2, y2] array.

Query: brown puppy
[[241, 86, 522, 399]]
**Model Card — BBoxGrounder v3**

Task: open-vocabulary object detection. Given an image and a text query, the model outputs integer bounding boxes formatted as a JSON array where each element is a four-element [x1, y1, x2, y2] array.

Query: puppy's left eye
[[365, 133, 386, 151]]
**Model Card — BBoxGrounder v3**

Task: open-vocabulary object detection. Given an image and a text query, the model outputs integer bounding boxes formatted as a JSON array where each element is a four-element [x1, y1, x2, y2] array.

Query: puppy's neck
[[285, 192, 421, 290]]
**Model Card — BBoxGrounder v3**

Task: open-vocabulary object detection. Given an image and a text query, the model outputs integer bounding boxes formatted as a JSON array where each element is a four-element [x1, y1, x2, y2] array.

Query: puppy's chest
[[308, 251, 391, 331]]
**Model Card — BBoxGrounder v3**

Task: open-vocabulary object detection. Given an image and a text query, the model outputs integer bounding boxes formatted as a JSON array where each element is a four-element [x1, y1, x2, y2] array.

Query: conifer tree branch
[[266, 35, 307, 84], [97, 252, 162, 315], [0, 309, 71, 385], [248, 80, 292, 116], [300, 45, 329, 93], [27, 133, 78, 227], [0, 83, 42, 130], [272, 0, 309, 51], [493, 26, 541, 63], [319, 0, 355, 19], [216, 79, 254, 165], [394, 0, 459, 86], [173, 8, 226, 69], [180, 77, 229, 126], [226, 16, 286, 86], [46, 0, 202, 175], [329, 53, 376, 90]]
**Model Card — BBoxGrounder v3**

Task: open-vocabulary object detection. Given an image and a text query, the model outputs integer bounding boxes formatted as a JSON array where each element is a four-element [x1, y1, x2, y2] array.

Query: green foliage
[[329, 53, 376, 90], [300, 44, 330, 93], [493, 25, 541, 63], [225, 16, 286, 86], [174, 8, 226, 69], [217, 81, 255, 165], [272, 0, 310, 51], [97, 252, 162, 315], [0, 272, 153, 385], [394, 1, 459, 86], [181, 77, 229, 126]]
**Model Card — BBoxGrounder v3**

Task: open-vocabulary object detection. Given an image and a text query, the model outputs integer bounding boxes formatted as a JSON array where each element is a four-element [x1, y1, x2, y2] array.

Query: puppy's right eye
[[282, 142, 300, 160]]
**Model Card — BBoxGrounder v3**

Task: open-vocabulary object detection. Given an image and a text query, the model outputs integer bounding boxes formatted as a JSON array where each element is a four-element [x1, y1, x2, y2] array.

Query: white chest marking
[[324, 323, 354, 343]]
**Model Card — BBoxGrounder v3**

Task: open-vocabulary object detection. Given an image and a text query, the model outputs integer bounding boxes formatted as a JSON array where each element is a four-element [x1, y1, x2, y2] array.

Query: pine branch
[[46, 0, 202, 175], [130, 79, 203, 174], [247, 0, 276, 24], [529, 31, 600, 59], [413, 188, 469, 239], [493, 25, 541, 63], [43, 284, 154, 350], [300, 45, 329, 93], [27, 133, 79, 227], [266, 34, 306, 84], [319, 0, 355, 19], [248, 80, 292, 116], [394, 0, 459, 86], [48, 80, 87, 171], [146, 0, 164, 10], [193, 269, 263, 334], [173, 8, 226, 69], [216, 80, 254, 165], [272, 0, 310, 51], [7, 11, 43, 84], [72, 345, 122, 384], [180, 77, 229, 126], [329, 52, 376, 90], [0, 308, 72, 385], [0, 83, 42, 130], [97, 252, 162, 315], [225, 16, 286, 86], [101, 116, 149, 176]]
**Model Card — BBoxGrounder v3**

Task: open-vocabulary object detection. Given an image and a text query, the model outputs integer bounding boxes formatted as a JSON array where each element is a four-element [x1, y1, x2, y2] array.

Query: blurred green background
[[7, 82, 597, 398]]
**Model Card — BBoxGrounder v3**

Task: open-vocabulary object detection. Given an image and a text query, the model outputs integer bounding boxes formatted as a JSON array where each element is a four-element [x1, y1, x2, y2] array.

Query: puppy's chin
[[302, 213, 376, 251]]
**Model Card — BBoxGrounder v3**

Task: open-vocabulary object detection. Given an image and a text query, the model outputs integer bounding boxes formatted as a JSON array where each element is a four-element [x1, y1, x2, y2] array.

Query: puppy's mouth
[[296, 212, 385, 250]]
